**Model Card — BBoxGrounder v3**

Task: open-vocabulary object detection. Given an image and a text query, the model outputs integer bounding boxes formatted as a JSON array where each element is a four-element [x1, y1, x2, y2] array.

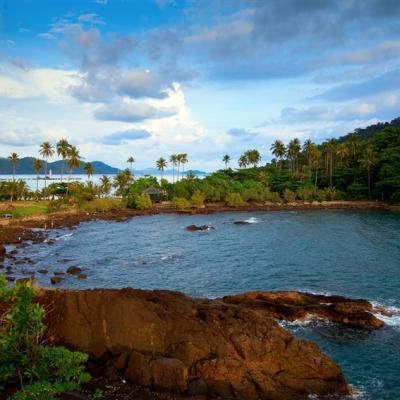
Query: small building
[[143, 187, 165, 203]]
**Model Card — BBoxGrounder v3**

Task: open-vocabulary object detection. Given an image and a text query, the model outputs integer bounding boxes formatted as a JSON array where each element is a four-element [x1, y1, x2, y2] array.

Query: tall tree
[[245, 149, 261, 167], [170, 154, 178, 183], [84, 162, 94, 182], [336, 143, 350, 167], [238, 154, 249, 168], [156, 157, 167, 180], [308, 144, 321, 188], [100, 175, 112, 198], [8, 152, 19, 202], [287, 138, 301, 172], [180, 153, 188, 178], [56, 138, 70, 183], [32, 158, 43, 198], [359, 146, 377, 199], [302, 139, 314, 179], [270, 140, 286, 170], [39, 142, 54, 191], [326, 139, 337, 188], [222, 154, 231, 168], [67, 146, 81, 182], [127, 156, 135, 176]]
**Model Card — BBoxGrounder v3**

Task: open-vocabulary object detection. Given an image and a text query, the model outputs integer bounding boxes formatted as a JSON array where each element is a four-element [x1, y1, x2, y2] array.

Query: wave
[[244, 217, 259, 224], [55, 233, 73, 241], [372, 303, 400, 327]]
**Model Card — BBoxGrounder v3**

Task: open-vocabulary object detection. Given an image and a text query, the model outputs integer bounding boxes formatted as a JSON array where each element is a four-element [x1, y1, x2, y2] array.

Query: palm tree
[[8, 152, 19, 202], [127, 156, 135, 176], [288, 138, 301, 172], [222, 154, 230, 168], [336, 143, 350, 166], [180, 153, 188, 178], [245, 149, 261, 167], [56, 138, 70, 183], [113, 169, 132, 198], [348, 133, 361, 159], [100, 175, 112, 198], [325, 139, 337, 188], [238, 154, 249, 168], [39, 141, 54, 191], [308, 144, 321, 188], [67, 146, 81, 181], [359, 146, 377, 199], [32, 158, 43, 199], [170, 154, 178, 183], [270, 140, 286, 170], [156, 157, 167, 180], [84, 162, 94, 182], [303, 139, 314, 179]]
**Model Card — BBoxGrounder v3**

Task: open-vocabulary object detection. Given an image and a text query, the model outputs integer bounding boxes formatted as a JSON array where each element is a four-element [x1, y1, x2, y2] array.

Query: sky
[[0, 0, 399, 171]]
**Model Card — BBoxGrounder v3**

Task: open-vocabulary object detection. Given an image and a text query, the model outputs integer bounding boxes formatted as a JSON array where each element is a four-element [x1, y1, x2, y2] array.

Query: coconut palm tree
[[287, 138, 301, 172], [100, 175, 112, 198], [127, 156, 135, 176], [8, 152, 19, 202], [359, 146, 377, 199], [222, 154, 230, 168], [308, 144, 321, 188], [348, 133, 361, 159], [325, 139, 337, 188], [56, 138, 70, 183], [39, 142, 54, 191], [302, 139, 314, 179], [84, 162, 94, 182], [32, 158, 43, 199], [156, 157, 167, 180], [244, 149, 261, 168], [113, 169, 132, 198], [238, 154, 249, 168], [270, 140, 286, 170], [170, 154, 178, 183], [180, 153, 188, 178], [67, 146, 81, 181], [336, 143, 350, 166]]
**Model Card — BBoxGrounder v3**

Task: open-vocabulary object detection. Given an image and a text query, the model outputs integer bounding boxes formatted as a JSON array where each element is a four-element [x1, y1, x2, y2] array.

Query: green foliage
[[0, 276, 90, 399], [283, 188, 296, 203], [225, 192, 246, 207], [171, 197, 191, 209], [191, 190, 205, 208], [132, 193, 153, 210]]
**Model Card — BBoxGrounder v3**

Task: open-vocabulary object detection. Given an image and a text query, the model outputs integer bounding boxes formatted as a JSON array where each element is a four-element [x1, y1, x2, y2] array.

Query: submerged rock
[[77, 273, 87, 280], [40, 288, 350, 399], [233, 220, 250, 225], [38, 269, 48, 274], [185, 225, 213, 231], [223, 291, 384, 329], [66, 266, 82, 275], [50, 276, 63, 285]]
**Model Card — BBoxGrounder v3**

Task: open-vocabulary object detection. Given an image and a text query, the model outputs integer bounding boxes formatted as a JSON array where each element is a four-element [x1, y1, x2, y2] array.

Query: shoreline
[[1, 200, 399, 247]]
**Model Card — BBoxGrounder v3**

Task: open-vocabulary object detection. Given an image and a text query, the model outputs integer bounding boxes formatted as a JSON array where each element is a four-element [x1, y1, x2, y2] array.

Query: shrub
[[0, 276, 90, 399], [296, 187, 315, 202], [191, 191, 205, 208], [225, 192, 246, 207], [172, 197, 191, 209], [283, 189, 296, 203], [263, 189, 281, 203], [135, 193, 153, 210]]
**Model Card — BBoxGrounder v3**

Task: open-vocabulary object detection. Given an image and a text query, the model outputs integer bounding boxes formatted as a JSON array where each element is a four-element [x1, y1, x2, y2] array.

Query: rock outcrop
[[39, 288, 350, 399], [223, 291, 384, 329]]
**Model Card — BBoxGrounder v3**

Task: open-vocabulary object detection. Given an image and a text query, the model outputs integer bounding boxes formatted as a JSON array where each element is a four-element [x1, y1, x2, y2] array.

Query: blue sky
[[0, 0, 399, 170]]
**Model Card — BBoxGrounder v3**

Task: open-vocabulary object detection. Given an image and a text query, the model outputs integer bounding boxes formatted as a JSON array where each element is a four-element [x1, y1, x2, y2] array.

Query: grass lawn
[[0, 201, 49, 218]]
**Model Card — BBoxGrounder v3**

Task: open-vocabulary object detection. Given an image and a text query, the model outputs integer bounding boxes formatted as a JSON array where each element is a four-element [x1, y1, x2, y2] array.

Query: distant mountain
[[0, 157, 120, 175], [337, 116, 400, 143]]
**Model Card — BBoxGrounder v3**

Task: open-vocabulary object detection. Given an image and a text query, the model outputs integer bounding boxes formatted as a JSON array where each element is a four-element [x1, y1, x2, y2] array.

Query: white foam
[[373, 306, 400, 327], [244, 217, 259, 224]]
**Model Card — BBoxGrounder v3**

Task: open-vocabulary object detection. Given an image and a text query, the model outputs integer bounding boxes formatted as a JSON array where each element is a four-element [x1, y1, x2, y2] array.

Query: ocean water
[[4, 210, 400, 399]]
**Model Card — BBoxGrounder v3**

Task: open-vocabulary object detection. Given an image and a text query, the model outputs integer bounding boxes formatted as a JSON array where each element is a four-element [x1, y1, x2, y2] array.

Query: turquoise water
[[6, 210, 400, 399]]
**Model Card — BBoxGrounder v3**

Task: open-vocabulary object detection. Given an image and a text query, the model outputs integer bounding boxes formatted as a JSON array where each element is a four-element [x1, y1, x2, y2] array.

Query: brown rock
[[185, 225, 212, 231], [125, 351, 188, 391], [66, 266, 82, 275], [223, 291, 384, 329], [50, 276, 63, 285], [38, 269, 48, 274], [39, 288, 350, 400], [77, 273, 87, 280], [114, 352, 129, 370]]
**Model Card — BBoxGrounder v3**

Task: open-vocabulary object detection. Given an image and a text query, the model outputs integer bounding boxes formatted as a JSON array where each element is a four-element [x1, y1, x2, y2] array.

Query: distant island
[[0, 157, 208, 176]]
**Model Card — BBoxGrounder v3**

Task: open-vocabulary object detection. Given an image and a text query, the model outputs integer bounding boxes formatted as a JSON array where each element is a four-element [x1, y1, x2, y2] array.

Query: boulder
[[66, 266, 82, 275], [40, 288, 349, 399], [50, 276, 63, 285], [185, 225, 212, 231], [223, 291, 384, 329]]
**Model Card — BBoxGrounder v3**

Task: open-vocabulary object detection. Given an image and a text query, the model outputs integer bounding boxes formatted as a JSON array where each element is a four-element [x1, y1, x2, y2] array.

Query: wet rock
[[58, 258, 72, 263], [54, 271, 65, 276], [234, 220, 250, 225], [185, 225, 212, 231], [50, 276, 63, 285], [9, 249, 18, 256], [39, 288, 350, 399], [5, 269, 14, 275], [6, 266, 12, 271], [0, 264, 4, 269], [6, 276, 15, 282], [77, 273, 87, 280], [47, 239, 55, 245], [38, 269, 48, 274], [67, 266, 82, 275], [223, 291, 384, 329]]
